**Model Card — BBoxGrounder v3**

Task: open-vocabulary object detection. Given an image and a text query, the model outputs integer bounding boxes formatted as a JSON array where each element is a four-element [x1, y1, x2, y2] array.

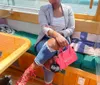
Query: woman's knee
[[47, 38, 60, 50], [34, 39, 58, 67]]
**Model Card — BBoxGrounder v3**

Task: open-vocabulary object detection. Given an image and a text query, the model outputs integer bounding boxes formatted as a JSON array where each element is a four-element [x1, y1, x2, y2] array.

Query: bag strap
[[58, 45, 70, 54]]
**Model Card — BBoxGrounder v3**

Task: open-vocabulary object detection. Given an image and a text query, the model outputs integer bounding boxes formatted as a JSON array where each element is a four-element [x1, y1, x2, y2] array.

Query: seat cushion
[[81, 55, 100, 74], [14, 30, 100, 74], [70, 52, 84, 68], [14, 30, 38, 55]]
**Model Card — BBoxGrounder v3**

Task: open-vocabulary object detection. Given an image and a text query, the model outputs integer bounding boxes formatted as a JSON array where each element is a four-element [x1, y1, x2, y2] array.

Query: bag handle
[[57, 45, 70, 54]]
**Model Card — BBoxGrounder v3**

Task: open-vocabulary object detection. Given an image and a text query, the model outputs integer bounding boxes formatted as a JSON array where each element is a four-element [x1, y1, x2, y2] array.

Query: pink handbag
[[55, 45, 77, 70], [44, 45, 78, 72]]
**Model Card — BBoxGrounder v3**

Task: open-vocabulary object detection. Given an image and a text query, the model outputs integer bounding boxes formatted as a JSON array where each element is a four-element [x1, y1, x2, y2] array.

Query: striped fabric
[[71, 32, 100, 56]]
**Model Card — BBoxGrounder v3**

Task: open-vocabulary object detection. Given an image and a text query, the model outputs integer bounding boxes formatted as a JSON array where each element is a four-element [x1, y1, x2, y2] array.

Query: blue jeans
[[35, 36, 57, 83], [34, 35, 70, 83]]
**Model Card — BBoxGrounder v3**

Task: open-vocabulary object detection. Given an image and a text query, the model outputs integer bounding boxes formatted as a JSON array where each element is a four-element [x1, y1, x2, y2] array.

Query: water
[[0, 0, 98, 15]]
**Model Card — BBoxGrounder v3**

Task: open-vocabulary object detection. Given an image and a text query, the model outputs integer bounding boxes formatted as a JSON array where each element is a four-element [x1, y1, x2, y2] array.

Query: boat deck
[[0, 67, 45, 85]]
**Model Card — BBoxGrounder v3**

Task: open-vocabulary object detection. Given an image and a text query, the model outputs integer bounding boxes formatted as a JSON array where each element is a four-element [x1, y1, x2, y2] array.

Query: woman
[[16, 0, 75, 85]]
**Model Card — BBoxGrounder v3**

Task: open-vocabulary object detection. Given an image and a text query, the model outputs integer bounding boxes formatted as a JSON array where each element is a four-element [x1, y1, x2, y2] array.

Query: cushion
[[14, 30, 100, 74], [71, 32, 100, 56], [14, 30, 38, 55], [81, 55, 100, 74], [95, 57, 100, 75], [70, 52, 84, 68], [81, 68, 96, 74]]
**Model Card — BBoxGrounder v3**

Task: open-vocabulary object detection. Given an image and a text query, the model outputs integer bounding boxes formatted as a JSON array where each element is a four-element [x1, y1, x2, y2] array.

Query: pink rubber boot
[[16, 64, 36, 85]]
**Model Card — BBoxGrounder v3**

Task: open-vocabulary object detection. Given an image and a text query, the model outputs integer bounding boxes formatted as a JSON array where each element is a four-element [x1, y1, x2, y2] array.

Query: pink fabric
[[44, 46, 78, 71], [56, 46, 78, 70], [0, 18, 7, 24], [16, 64, 36, 85]]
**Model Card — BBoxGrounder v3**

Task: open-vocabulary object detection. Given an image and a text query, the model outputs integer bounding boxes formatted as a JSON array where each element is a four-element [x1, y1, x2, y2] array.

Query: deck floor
[[0, 67, 45, 85]]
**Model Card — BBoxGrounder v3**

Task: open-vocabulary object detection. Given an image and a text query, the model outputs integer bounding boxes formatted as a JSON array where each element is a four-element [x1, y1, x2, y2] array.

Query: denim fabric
[[43, 67, 54, 84], [34, 36, 57, 66], [35, 36, 56, 83]]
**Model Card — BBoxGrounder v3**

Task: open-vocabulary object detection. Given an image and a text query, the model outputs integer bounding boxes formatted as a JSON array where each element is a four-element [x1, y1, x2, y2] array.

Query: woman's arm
[[39, 5, 68, 47], [48, 29, 68, 47], [39, 5, 62, 38], [59, 7, 75, 37], [39, 6, 56, 37]]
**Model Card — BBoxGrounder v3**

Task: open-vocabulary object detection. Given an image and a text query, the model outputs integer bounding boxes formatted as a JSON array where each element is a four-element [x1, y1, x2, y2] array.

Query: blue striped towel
[[71, 32, 100, 56]]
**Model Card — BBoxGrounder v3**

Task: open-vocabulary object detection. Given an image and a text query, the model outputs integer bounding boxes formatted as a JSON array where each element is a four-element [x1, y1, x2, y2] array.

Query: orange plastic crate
[[0, 32, 31, 74]]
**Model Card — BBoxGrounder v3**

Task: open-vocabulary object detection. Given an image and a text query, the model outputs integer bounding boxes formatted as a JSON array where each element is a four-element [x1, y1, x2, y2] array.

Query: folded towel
[[71, 32, 100, 56]]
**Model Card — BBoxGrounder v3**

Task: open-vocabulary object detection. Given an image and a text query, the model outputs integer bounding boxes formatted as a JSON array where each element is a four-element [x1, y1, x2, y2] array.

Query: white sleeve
[[43, 26, 53, 36]]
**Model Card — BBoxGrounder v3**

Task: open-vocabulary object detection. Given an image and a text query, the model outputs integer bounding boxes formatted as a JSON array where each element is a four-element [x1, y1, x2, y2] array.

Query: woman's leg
[[36, 39, 55, 85], [16, 37, 49, 85], [43, 67, 54, 85], [16, 37, 60, 85], [35, 38, 60, 85], [34, 40, 57, 66]]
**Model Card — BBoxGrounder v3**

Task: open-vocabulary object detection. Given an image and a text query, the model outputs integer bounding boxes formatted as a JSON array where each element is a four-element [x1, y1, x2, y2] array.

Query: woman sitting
[[16, 0, 75, 85]]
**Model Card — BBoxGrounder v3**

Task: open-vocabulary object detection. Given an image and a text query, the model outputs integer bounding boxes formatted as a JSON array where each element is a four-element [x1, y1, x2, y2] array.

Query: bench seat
[[14, 30, 38, 55], [13, 30, 99, 74]]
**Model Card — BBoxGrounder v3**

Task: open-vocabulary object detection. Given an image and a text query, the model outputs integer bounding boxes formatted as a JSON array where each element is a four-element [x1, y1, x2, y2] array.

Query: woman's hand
[[48, 29, 68, 47], [55, 33, 68, 48]]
